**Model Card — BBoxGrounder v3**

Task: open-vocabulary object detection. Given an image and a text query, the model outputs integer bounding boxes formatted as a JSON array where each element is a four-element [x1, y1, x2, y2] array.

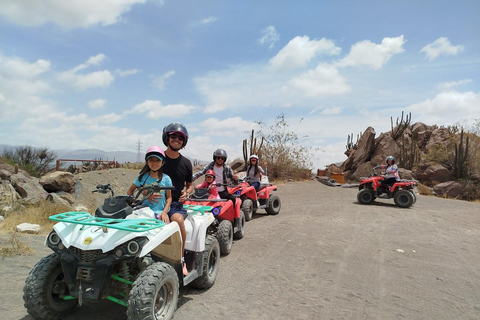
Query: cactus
[[391, 111, 412, 140], [243, 129, 265, 169], [453, 129, 469, 179], [346, 132, 361, 150]]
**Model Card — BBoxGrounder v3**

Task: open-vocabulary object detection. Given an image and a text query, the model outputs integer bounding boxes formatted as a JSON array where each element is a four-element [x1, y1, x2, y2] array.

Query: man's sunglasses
[[169, 134, 185, 141], [215, 156, 226, 160]]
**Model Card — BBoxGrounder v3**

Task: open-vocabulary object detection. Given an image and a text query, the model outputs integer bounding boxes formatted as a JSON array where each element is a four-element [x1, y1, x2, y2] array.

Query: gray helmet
[[162, 123, 188, 148], [213, 149, 228, 161], [385, 156, 395, 164]]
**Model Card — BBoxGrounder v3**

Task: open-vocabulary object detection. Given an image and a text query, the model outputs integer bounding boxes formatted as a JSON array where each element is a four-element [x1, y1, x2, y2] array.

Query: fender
[[140, 222, 183, 263], [53, 220, 150, 252]]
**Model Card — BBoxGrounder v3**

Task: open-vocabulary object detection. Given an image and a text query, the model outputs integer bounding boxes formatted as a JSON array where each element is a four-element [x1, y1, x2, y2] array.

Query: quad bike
[[183, 186, 245, 256], [357, 169, 418, 208], [23, 183, 220, 320], [228, 179, 281, 221]]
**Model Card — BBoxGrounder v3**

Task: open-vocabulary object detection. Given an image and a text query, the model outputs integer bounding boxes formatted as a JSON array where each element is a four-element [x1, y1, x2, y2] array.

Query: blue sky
[[0, 0, 479, 169]]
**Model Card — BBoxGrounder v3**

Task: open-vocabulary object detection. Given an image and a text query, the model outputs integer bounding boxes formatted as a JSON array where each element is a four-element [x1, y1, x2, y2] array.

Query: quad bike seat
[[95, 195, 132, 219], [192, 188, 209, 199]]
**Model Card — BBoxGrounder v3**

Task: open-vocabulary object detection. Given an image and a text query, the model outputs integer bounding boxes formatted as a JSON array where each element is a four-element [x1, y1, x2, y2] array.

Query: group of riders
[[127, 122, 266, 276]]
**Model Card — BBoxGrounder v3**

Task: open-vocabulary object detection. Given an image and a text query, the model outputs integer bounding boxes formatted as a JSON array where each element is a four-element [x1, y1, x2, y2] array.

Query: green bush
[[1, 146, 56, 177]]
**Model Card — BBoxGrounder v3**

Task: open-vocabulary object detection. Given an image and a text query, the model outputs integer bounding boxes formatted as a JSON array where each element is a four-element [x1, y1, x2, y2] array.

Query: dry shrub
[[0, 200, 71, 234], [122, 162, 144, 170], [417, 183, 432, 196], [0, 232, 35, 257]]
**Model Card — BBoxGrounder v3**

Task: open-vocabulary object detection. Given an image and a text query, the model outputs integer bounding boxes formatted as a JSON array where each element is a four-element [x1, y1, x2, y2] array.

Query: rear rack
[[183, 205, 214, 215], [49, 212, 165, 232]]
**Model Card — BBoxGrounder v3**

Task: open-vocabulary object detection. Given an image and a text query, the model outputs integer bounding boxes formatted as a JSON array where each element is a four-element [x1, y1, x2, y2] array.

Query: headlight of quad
[[114, 237, 148, 258], [47, 231, 61, 246]]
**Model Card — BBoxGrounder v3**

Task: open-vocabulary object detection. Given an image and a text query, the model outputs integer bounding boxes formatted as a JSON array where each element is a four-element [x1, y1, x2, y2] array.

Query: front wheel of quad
[[394, 189, 415, 208], [241, 198, 254, 221], [190, 235, 220, 289], [265, 194, 281, 215], [410, 190, 417, 204], [233, 209, 245, 240], [127, 262, 179, 320], [23, 253, 77, 320], [217, 219, 233, 255], [357, 188, 374, 204]]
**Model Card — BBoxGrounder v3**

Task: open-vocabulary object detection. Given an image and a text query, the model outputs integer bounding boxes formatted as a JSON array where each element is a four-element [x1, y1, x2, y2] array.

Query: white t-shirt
[[213, 165, 225, 192]]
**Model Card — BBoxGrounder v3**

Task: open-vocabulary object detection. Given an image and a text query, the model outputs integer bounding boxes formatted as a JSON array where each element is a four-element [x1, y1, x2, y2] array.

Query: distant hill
[[0, 145, 206, 165]]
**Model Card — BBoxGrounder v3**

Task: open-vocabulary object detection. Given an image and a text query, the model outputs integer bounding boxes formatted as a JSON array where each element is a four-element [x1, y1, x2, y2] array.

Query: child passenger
[[127, 146, 173, 221], [195, 169, 220, 199]]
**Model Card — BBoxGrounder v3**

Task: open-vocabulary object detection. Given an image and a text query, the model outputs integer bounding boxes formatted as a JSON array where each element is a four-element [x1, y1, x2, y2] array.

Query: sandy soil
[[1, 169, 480, 320]]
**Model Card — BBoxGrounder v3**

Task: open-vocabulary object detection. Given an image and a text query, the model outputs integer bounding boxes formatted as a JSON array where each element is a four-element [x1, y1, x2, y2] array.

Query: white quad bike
[[23, 183, 220, 320]]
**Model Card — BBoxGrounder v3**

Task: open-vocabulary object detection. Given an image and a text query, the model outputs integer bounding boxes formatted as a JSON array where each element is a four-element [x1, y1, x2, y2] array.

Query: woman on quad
[[374, 156, 400, 191], [195, 169, 220, 199], [246, 154, 265, 191]]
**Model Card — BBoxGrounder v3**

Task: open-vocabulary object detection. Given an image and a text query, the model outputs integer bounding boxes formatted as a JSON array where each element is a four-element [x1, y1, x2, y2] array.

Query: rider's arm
[[126, 183, 137, 196], [192, 163, 211, 182]]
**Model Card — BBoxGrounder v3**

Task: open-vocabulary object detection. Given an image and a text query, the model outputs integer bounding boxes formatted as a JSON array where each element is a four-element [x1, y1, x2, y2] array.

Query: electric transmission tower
[[136, 139, 142, 163]]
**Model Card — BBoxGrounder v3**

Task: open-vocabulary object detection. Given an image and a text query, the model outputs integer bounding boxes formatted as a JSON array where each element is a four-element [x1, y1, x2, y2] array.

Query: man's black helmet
[[213, 149, 228, 161], [162, 122, 188, 148]]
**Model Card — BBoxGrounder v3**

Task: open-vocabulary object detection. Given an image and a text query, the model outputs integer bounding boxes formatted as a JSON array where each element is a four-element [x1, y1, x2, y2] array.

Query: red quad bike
[[184, 187, 245, 256], [357, 168, 418, 208], [229, 179, 281, 221]]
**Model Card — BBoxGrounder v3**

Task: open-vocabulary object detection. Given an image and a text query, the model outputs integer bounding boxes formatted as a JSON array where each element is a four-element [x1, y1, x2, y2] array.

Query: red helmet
[[205, 170, 215, 178]]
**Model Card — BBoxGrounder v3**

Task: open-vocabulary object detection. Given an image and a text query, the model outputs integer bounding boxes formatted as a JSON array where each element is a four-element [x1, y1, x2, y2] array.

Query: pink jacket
[[196, 180, 220, 199]]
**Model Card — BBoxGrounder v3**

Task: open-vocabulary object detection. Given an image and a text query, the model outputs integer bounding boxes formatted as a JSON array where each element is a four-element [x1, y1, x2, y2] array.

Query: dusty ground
[[1, 168, 480, 320]]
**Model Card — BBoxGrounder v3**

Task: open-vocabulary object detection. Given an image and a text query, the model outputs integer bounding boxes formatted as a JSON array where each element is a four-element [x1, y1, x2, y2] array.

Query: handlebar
[[92, 183, 175, 208]]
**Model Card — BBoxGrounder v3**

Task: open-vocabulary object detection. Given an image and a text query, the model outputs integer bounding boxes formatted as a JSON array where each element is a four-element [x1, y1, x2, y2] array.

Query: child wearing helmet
[[127, 146, 173, 221], [374, 156, 400, 189], [192, 148, 238, 205], [246, 154, 265, 191], [195, 169, 220, 199]]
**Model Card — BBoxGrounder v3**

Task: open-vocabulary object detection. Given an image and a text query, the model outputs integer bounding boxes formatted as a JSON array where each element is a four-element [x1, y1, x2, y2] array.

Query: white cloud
[[321, 107, 342, 115], [199, 117, 258, 137], [407, 91, 480, 125], [420, 37, 464, 60], [336, 35, 405, 69], [269, 36, 341, 71], [0, 54, 53, 119], [0, 0, 148, 29], [289, 64, 350, 97], [116, 68, 140, 77], [437, 79, 472, 90], [259, 26, 280, 49], [200, 16, 218, 24], [153, 70, 175, 91], [57, 54, 114, 90], [126, 100, 197, 119], [88, 99, 107, 109]]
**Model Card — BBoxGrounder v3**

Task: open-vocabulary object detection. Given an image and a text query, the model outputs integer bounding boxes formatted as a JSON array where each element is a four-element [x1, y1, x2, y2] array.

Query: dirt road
[[2, 180, 480, 320]]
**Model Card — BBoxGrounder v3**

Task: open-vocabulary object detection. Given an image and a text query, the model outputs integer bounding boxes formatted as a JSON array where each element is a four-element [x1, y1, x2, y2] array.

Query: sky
[[0, 0, 479, 170]]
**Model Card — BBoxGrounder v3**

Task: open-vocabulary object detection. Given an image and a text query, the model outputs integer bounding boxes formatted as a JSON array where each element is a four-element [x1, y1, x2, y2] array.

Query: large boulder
[[351, 127, 376, 169], [370, 132, 400, 166], [40, 171, 76, 193], [414, 163, 453, 186], [433, 181, 464, 199], [10, 171, 49, 204]]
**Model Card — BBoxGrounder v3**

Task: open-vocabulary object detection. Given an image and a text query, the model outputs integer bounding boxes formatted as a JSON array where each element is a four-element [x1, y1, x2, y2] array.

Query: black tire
[[23, 253, 77, 320], [410, 190, 417, 204], [357, 188, 374, 204], [241, 198, 254, 221], [265, 194, 281, 215], [394, 189, 415, 208], [190, 235, 220, 289], [233, 210, 245, 240], [127, 262, 179, 320], [217, 219, 233, 256]]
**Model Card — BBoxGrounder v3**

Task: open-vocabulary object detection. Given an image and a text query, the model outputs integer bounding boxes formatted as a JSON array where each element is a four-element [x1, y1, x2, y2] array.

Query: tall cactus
[[391, 111, 412, 140], [243, 129, 265, 168], [454, 128, 469, 179]]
